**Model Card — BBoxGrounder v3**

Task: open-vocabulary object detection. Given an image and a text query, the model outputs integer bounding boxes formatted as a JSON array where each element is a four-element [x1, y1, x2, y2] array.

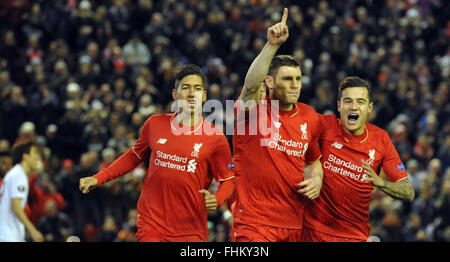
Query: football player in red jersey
[[79, 64, 235, 242], [230, 8, 324, 242], [302, 76, 415, 242]]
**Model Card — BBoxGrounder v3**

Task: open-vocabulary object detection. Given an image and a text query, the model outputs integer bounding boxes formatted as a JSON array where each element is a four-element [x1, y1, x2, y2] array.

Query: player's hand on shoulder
[[79, 176, 99, 194]]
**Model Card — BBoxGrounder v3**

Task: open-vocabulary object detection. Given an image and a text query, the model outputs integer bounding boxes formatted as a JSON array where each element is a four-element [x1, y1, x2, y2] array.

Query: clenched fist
[[79, 177, 99, 194]]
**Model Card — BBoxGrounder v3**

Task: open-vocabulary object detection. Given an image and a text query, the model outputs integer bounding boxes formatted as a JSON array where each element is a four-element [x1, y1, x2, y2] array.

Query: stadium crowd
[[0, 0, 449, 242]]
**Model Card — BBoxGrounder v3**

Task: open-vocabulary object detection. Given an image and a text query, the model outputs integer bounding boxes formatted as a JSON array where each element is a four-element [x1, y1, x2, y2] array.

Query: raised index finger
[[281, 8, 288, 24]]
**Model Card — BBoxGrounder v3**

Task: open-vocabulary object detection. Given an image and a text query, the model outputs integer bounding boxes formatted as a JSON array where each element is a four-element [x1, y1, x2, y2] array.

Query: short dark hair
[[268, 55, 300, 77], [174, 64, 207, 90], [11, 140, 35, 165], [338, 76, 373, 101]]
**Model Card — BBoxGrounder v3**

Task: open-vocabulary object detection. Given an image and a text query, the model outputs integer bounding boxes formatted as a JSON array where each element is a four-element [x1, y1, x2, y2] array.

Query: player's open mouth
[[348, 113, 359, 123]]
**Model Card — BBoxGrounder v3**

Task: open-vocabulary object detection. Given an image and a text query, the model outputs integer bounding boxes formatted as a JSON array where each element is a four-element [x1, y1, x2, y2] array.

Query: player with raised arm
[[302, 76, 415, 242], [230, 8, 324, 242], [79, 64, 235, 242]]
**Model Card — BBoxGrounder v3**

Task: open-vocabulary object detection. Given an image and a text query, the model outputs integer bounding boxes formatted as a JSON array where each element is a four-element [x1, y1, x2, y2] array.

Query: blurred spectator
[[16, 121, 36, 143], [0, 70, 15, 100], [29, 175, 66, 224], [106, 123, 129, 154], [0, 139, 10, 152], [123, 32, 151, 78], [73, 152, 104, 241], [406, 159, 426, 193], [71, 0, 96, 52], [412, 177, 438, 228], [402, 213, 427, 242], [1, 86, 29, 143], [121, 208, 138, 236], [37, 199, 74, 242], [99, 148, 116, 171], [98, 215, 118, 242], [138, 96, 156, 120], [55, 109, 86, 160], [54, 159, 77, 216], [434, 174, 450, 241], [109, 0, 131, 46], [82, 115, 108, 153], [0, 30, 24, 84], [0, 150, 12, 186]]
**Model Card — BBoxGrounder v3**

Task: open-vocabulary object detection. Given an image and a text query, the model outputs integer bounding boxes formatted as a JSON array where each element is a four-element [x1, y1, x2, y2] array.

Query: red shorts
[[301, 226, 366, 242], [136, 225, 207, 242], [230, 220, 302, 242]]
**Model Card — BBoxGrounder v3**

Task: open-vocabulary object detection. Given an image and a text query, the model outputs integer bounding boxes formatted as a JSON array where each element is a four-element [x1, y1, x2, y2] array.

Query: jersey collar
[[267, 97, 299, 118], [170, 112, 204, 134], [338, 119, 369, 143]]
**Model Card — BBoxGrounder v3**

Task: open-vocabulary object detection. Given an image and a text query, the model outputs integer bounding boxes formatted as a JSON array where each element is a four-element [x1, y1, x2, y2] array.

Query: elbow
[[11, 203, 22, 216], [405, 186, 415, 202]]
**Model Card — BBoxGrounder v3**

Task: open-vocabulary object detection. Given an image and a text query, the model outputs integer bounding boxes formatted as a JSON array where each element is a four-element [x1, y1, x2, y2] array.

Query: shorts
[[301, 226, 366, 242], [136, 224, 207, 242], [230, 220, 302, 242]]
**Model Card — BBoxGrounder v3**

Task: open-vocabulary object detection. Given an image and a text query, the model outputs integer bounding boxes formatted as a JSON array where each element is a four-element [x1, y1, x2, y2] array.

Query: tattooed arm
[[361, 160, 415, 202]]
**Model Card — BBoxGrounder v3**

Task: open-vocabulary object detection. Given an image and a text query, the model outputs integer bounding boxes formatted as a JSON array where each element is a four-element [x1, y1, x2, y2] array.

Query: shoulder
[[296, 102, 317, 114], [367, 122, 389, 139], [322, 113, 338, 123], [4, 165, 26, 183], [202, 119, 226, 137], [296, 103, 323, 121], [366, 123, 394, 149], [142, 113, 174, 129], [145, 113, 172, 123]]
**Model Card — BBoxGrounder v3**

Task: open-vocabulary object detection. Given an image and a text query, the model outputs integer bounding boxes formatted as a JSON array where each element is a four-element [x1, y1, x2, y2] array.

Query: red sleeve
[[381, 133, 408, 182], [208, 136, 235, 206], [209, 136, 235, 182], [94, 118, 151, 186], [94, 150, 142, 186], [305, 141, 321, 163], [215, 179, 235, 207], [305, 113, 324, 162]]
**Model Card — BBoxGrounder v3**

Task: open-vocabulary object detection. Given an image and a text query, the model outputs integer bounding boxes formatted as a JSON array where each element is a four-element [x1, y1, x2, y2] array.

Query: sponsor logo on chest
[[324, 147, 378, 183], [153, 140, 204, 174]]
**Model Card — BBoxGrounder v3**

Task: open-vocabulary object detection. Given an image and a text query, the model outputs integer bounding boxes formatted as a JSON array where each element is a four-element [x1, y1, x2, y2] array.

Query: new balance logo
[[187, 159, 197, 173], [332, 142, 343, 149], [157, 138, 167, 144]]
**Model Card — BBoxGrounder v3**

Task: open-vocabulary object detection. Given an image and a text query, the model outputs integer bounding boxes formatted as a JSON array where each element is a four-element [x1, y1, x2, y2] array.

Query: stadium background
[[0, 0, 448, 242]]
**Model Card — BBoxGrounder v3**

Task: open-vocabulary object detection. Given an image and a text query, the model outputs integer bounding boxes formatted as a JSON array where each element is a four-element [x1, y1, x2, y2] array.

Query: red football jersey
[[304, 114, 408, 240], [232, 98, 322, 228], [95, 113, 235, 239]]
